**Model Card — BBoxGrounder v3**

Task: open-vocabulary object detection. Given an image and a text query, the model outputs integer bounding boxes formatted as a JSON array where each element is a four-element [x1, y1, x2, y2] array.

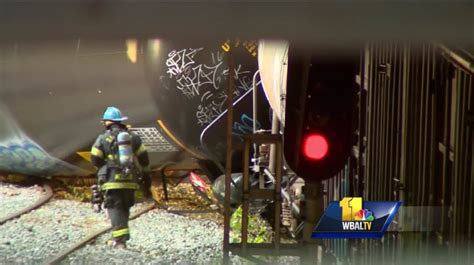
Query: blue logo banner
[[312, 197, 401, 239]]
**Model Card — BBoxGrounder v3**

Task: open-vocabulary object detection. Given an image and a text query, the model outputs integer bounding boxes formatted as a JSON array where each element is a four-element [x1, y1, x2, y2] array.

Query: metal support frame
[[238, 133, 282, 252], [223, 51, 235, 263], [268, 111, 280, 175], [252, 70, 265, 189]]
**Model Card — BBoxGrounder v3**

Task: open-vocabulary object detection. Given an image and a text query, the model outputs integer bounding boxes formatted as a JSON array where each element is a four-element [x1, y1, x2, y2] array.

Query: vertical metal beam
[[365, 44, 374, 200], [452, 69, 460, 241], [407, 45, 414, 204], [269, 111, 280, 175], [467, 75, 473, 240], [374, 45, 383, 200], [252, 70, 260, 135], [418, 44, 426, 208], [223, 50, 235, 262], [441, 59, 453, 240], [366, 44, 373, 200], [404, 44, 413, 205], [302, 182, 324, 243], [422, 45, 427, 207], [386, 43, 394, 200], [241, 138, 250, 251], [453, 70, 461, 242], [422, 45, 432, 207], [383, 43, 394, 200], [428, 44, 437, 231], [410, 45, 419, 227], [380, 43, 388, 200], [387, 43, 396, 201], [252, 70, 260, 173], [459, 71, 469, 240], [274, 139, 282, 250], [458, 70, 470, 241], [394, 44, 403, 201], [380, 44, 388, 200], [414, 46, 422, 207], [400, 44, 410, 206]]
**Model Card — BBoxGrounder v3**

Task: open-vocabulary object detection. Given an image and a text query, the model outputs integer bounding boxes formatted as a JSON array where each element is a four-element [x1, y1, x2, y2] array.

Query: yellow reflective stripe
[[106, 136, 114, 143], [101, 182, 138, 190], [91, 147, 103, 158], [135, 144, 147, 155], [112, 228, 129, 238], [107, 154, 116, 161]]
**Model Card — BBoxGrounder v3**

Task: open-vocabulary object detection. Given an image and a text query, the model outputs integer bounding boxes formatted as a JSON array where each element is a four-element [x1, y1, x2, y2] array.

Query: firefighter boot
[[106, 239, 127, 249]]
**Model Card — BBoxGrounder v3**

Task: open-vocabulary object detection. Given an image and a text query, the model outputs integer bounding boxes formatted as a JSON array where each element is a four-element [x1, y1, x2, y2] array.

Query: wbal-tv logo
[[312, 197, 401, 239], [340, 197, 374, 231]]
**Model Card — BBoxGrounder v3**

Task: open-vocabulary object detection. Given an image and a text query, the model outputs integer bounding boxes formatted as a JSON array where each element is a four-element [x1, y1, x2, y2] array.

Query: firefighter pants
[[104, 189, 135, 242]]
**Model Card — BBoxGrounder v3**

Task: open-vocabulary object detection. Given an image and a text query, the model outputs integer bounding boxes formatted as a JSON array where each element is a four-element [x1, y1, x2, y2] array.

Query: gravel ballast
[[0, 182, 224, 265], [0, 183, 45, 220], [0, 199, 111, 264], [0, 184, 298, 264], [64, 209, 223, 264]]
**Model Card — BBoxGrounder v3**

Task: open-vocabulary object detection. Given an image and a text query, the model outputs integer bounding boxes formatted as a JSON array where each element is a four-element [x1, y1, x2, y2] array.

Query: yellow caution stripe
[[101, 182, 138, 190], [112, 228, 129, 238]]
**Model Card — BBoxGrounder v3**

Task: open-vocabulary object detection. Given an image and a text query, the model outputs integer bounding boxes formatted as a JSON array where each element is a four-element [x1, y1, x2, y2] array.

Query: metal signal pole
[[223, 49, 235, 264]]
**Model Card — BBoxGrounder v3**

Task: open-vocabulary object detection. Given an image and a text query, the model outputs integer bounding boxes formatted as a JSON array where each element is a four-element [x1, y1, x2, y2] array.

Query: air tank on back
[[117, 131, 134, 169]]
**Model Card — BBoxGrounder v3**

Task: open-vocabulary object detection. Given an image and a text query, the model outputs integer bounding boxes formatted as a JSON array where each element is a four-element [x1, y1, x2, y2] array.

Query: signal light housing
[[283, 48, 356, 182]]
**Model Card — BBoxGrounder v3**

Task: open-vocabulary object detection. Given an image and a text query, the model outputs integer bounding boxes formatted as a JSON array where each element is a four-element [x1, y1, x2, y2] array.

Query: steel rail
[[0, 183, 53, 225], [165, 208, 219, 215], [45, 201, 157, 265]]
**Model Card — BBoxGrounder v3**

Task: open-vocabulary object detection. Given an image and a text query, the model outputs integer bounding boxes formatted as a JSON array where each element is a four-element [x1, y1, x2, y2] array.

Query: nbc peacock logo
[[354, 209, 375, 221]]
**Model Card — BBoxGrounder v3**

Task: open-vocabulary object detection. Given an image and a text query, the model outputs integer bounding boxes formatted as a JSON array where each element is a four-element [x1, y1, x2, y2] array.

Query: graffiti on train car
[[0, 102, 88, 176], [232, 114, 261, 141], [0, 141, 82, 176], [161, 47, 254, 127]]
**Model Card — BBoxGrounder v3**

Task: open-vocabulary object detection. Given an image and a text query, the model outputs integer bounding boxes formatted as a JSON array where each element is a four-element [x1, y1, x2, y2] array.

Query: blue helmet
[[102, 106, 128, 122]]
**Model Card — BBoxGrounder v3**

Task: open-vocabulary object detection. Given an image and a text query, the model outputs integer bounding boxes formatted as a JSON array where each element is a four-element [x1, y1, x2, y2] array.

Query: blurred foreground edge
[[0, 2, 473, 44]]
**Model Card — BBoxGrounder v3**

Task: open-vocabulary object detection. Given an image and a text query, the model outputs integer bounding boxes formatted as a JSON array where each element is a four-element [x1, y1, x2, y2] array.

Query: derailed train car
[[0, 39, 273, 180]]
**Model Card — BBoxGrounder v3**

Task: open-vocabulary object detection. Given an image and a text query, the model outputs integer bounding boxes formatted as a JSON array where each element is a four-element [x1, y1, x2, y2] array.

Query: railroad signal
[[302, 133, 329, 160], [283, 49, 356, 182]]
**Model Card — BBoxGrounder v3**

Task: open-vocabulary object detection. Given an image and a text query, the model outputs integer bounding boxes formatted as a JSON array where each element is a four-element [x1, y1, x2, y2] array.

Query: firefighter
[[90, 106, 151, 248]]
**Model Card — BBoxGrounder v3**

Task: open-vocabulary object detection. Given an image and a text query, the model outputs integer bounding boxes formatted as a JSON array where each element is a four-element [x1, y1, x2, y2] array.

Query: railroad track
[[167, 208, 219, 215], [44, 203, 220, 264], [0, 183, 53, 225], [45, 201, 157, 265], [155, 204, 220, 215], [0, 182, 221, 264]]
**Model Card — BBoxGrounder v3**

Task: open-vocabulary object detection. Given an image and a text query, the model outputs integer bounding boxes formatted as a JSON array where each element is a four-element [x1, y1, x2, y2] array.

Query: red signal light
[[303, 134, 329, 160]]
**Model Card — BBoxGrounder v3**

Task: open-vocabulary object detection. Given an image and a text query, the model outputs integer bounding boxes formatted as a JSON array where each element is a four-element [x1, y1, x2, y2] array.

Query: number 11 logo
[[340, 197, 363, 221]]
